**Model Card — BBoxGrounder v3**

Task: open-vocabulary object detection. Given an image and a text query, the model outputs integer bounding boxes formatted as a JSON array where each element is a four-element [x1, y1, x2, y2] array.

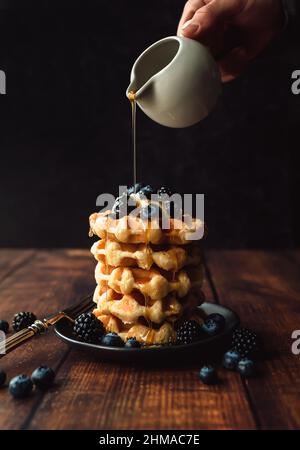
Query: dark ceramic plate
[[54, 302, 239, 364]]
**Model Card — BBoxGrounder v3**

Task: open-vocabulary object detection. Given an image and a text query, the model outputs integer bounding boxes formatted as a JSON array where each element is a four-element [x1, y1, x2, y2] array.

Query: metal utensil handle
[[0, 320, 48, 358]]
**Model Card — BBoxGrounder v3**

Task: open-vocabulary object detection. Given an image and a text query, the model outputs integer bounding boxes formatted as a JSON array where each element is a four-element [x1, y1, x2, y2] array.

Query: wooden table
[[0, 249, 299, 430]]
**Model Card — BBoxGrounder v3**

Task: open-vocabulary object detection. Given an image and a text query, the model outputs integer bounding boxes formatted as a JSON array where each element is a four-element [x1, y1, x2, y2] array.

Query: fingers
[[177, 0, 205, 36], [218, 45, 256, 82], [179, 0, 246, 39]]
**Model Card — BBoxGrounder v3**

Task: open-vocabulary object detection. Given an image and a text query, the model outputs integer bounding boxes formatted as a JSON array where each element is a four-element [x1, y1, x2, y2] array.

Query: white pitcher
[[126, 36, 221, 128]]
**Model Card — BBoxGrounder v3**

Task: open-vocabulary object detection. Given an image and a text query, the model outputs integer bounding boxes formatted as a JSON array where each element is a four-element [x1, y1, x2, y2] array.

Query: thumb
[[181, 0, 245, 39]]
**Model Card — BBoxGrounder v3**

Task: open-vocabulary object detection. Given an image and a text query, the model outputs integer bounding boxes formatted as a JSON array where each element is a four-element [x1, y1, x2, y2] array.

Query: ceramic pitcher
[[126, 36, 221, 128]]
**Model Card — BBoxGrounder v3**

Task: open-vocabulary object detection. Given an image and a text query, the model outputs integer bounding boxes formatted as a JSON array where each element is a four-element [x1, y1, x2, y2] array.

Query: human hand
[[177, 0, 284, 82]]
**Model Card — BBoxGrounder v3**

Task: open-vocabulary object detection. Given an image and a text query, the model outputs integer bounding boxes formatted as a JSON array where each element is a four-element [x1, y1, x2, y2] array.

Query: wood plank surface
[[27, 253, 255, 430], [0, 249, 94, 430], [0, 249, 299, 430], [206, 250, 300, 430]]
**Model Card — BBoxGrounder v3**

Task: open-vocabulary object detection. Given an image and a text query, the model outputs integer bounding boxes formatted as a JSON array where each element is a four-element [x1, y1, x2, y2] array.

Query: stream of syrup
[[128, 91, 137, 189]]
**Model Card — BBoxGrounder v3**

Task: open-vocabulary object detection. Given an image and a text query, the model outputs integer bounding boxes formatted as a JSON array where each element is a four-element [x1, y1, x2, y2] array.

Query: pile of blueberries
[[111, 183, 179, 219], [0, 314, 55, 399]]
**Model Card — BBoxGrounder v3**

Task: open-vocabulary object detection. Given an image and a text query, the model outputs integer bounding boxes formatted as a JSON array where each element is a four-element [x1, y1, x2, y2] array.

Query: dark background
[[0, 0, 299, 249]]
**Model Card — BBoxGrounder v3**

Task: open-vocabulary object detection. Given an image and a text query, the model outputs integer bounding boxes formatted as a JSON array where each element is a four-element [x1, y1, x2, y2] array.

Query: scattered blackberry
[[157, 186, 173, 197], [9, 375, 33, 399], [222, 349, 241, 370], [199, 365, 217, 385], [237, 358, 256, 377], [101, 332, 124, 347], [176, 320, 203, 345], [0, 369, 6, 387], [12, 312, 36, 332], [73, 312, 104, 344], [0, 320, 9, 334], [125, 337, 141, 348], [31, 366, 55, 390], [232, 327, 260, 358]]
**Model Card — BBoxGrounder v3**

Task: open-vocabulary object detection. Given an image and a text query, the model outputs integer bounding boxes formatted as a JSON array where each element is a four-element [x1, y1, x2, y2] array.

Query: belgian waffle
[[91, 239, 202, 271], [94, 260, 203, 301], [93, 310, 177, 345], [93, 285, 204, 326], [89, 211, 205, 245]]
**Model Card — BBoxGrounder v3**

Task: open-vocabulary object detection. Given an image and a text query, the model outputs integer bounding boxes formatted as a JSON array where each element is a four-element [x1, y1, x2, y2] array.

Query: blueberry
[[127, 183, 144, 195], [223, 349, 241, 370], [206, 313, 225, 330], [0, 320, 9, 334], [201, 319, 222, 336], [0, 370, 6, 387], [101, 332, 124, 347], [237, 358, 255, 377], [9, 375, 33, 399], [157, 186, 173, 197], [125, 338, 141, 348], [140, 204, 160, 220], [199, 365, 217, 385], [138, 185, 155, 199], [31, 366, 55, 390]]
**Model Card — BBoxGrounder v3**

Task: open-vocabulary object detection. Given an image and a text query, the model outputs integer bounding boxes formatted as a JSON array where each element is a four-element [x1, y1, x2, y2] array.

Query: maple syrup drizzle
[[128, 91, 137, 189]]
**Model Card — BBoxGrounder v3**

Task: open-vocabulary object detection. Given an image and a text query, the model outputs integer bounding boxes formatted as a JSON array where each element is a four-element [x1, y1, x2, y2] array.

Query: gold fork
[[0, 294, 94, 357]]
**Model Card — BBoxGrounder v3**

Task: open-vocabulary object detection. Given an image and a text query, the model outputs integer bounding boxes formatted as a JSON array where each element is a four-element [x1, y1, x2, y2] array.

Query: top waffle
[[89, 212, 204, 245]]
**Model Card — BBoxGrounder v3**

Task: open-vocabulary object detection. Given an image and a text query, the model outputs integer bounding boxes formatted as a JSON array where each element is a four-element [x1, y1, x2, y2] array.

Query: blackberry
[[176, 320, 203, 345], [0, 319, 9, 334], [12, 312, 36, 332], [232, 327, 260, 358], [31, 366, 55, 390], [157, 186, 173, 197], [73, 312, 104, 344]]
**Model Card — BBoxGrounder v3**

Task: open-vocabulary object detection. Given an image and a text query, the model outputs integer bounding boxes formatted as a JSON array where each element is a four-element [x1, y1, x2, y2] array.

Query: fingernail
[[181, 20, 199, 33]]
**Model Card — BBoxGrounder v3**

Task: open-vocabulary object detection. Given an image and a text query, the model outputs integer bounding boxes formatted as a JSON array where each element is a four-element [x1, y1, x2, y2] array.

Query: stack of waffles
[[89, 200, 205, 345]]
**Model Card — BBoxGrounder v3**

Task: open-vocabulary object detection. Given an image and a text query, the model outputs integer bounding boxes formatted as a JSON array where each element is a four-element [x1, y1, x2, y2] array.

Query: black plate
[[54, 303, 239, 364]]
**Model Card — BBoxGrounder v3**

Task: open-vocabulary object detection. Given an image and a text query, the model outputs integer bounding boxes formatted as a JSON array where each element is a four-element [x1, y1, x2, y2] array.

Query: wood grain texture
[[0, 249, 94, 430], [0, 250, 299, 430], [206, 250, 300, 430], [27, 254, 255, 430]]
